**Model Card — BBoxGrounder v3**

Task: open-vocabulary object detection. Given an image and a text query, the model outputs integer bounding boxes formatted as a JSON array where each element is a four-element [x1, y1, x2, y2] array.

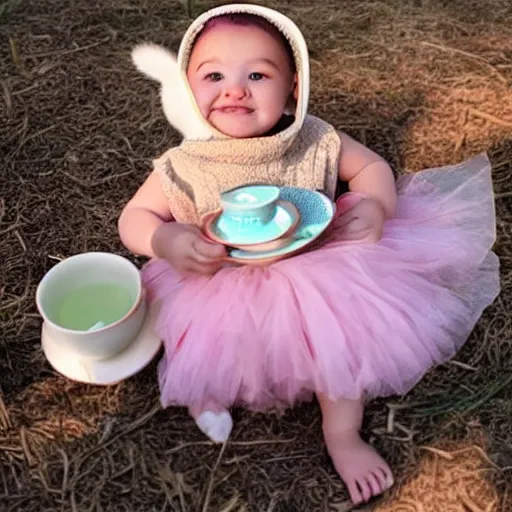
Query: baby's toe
[[357, 477, 373, 503], [373, 467, 389, 491], [366, 472, 383, 496], [347, 479, 364, 505], [380, 465, 394, 489]]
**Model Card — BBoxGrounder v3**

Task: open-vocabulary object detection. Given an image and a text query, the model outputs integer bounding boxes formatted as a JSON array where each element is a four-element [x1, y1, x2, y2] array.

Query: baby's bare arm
[[338, 132, 397, 218], [118, 171, 226, 273], [118, 170, 173, 258]]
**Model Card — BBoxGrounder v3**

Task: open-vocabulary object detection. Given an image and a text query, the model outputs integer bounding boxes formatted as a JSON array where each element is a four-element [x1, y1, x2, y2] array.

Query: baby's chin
[[208, 118, 273, 139]]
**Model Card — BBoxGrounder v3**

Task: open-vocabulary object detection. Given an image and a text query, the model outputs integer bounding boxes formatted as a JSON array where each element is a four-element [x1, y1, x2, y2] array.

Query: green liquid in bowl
[[55, 283, 133, 331]]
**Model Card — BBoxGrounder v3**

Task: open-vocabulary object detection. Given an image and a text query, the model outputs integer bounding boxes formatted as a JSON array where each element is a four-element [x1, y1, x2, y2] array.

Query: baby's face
[[187, 23, 296, 138]]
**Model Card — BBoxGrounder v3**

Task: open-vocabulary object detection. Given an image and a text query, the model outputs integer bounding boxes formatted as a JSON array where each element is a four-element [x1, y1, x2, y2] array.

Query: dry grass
[[1, 0, 511, 510]]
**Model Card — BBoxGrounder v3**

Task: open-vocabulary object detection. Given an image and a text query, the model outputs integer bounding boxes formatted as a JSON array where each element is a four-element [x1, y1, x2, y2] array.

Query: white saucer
[[41, 303, 162, 385]]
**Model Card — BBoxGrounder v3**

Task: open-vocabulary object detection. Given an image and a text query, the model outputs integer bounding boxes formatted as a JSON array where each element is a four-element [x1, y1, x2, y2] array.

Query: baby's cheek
[[200, 104, 211, 119], [188, 81, 208, 115], [194, 96, 212, 119]]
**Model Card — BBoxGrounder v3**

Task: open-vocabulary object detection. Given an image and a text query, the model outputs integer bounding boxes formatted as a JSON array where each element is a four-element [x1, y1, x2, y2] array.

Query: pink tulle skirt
[[142, 154, 500, 410]]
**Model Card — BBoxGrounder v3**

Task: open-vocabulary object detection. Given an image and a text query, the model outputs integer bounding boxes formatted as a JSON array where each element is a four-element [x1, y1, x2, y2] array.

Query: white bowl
[[36, 252, 146, 360]]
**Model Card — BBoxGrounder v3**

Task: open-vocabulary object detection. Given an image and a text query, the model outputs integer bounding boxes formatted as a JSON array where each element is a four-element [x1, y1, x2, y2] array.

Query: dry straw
[[1, 0, 511, 510]]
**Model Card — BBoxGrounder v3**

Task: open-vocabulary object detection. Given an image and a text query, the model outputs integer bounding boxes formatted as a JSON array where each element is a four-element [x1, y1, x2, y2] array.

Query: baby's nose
[[223, 82, 248, 99]]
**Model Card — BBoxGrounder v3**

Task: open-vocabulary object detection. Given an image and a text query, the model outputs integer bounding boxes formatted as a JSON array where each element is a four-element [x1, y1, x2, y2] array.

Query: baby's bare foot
[[323, 427, 393, 505]]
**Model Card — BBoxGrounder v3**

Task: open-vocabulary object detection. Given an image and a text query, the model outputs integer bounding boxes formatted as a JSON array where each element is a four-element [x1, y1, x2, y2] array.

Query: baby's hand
[[335, 197, 386, 243], [152, 222, 226, 275]]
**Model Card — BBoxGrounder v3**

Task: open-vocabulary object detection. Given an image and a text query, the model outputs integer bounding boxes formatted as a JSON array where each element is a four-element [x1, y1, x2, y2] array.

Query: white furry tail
[[196, 410, 233, 443]]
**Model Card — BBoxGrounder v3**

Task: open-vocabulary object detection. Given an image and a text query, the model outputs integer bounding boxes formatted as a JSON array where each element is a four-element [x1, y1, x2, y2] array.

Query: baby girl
[[120, 4, 499, 505]]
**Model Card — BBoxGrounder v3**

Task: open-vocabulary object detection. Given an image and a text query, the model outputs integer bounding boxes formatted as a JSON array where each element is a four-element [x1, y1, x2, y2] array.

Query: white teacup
[[36, 252, 146, 360]]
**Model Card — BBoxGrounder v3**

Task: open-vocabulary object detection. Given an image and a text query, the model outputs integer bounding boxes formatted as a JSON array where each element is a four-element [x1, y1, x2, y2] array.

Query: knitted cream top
[[154, 114, 341, 225]]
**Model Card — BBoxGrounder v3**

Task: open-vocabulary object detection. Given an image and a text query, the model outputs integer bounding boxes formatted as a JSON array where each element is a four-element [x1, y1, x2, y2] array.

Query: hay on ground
[[1, 0, 511, 510]]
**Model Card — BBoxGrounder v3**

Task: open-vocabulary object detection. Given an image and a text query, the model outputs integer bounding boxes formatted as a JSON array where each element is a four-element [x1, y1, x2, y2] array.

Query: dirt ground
[[1, 0, 512, 510]]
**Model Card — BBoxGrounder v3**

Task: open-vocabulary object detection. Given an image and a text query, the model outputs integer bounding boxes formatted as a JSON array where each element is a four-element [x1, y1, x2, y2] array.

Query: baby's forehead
[[188, 14, 295, 70], [198, 13, 286, 44]]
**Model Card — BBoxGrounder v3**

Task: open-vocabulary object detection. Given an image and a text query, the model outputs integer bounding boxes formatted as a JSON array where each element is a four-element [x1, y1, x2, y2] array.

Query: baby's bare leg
[[317, 393, 394, 505]]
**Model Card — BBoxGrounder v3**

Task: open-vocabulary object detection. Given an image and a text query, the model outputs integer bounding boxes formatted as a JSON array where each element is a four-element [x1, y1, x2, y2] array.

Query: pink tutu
[[142, 154, 500, 410]]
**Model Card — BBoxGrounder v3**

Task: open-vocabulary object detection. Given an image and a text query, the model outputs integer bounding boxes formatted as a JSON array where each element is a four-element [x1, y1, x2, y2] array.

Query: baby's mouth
[[215, 106, 254, 114]]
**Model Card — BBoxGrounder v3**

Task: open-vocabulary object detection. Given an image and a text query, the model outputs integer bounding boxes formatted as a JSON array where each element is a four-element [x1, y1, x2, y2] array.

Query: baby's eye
[[249, 72, 265, 81], [206, 72, 223, 82]]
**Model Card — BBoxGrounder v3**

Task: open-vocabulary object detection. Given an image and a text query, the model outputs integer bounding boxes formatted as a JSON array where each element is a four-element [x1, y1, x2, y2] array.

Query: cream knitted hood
[[131, 3, 310, 142]]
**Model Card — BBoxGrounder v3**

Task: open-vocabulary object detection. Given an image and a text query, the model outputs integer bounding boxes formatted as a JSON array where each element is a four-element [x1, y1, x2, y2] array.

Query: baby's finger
[[336, 218, 374, 241], [186, 260, 223, 276], [344, 216, 368, 232], [193, 237, 227, 260], [362, 229, 382, 243], [337, 228, 369, 241], [343, 226, 382, 243], [334, 210, 359, 229]]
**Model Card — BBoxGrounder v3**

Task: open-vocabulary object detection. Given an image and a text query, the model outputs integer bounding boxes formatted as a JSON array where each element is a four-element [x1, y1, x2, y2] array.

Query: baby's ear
[[131, 43, 178, 84]]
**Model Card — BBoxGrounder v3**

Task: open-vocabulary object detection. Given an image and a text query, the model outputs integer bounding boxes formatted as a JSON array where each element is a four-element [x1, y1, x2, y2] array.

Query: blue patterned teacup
[[220, 185, 280, 234]]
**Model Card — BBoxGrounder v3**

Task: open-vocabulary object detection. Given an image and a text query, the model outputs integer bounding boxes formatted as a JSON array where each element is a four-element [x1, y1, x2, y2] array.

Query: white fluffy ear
[[131, 43, 178, 84], [131, 43, 214, 140]]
